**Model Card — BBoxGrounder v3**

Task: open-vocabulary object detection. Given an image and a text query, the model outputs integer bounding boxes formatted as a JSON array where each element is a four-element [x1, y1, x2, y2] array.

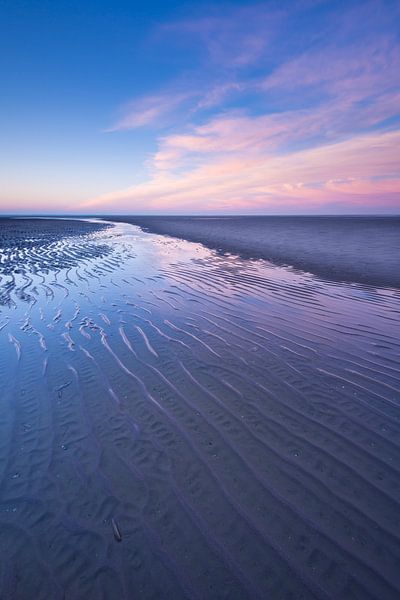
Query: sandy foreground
[[0, 218, 399, 599]]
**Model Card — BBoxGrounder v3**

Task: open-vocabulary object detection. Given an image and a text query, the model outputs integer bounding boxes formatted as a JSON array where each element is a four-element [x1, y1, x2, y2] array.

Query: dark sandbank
[[104, 215, 400, 288], [0, 217, 109, 241], [0, 218, 111, 304]]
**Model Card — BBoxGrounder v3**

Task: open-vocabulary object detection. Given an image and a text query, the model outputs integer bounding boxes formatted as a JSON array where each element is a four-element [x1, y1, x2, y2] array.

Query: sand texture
[[0, 218, 399, 599], [106, 215, 400, 288]]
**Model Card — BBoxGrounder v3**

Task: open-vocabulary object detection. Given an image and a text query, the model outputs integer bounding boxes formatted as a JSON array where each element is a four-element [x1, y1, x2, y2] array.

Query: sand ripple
[[0, 218, 399, 599]]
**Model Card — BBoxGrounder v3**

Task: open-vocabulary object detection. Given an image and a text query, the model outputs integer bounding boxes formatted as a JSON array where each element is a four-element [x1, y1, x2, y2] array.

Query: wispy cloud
[[80, 130, 400, 212], [156, 6, 284, 69], [96, 1, 400, 213], [106, 91, 197, 131]]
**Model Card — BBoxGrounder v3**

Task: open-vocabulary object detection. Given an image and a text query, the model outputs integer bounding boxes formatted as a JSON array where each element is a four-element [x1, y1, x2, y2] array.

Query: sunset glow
[[1, 0, 399, 214]]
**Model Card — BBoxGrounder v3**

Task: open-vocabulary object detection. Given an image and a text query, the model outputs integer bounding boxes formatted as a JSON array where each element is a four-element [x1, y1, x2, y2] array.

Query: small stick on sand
[[111, 518, 122, 542]]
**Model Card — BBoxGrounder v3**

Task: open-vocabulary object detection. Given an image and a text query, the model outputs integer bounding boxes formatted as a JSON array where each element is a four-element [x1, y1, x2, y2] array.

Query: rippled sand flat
[[0, 218, 399, 599], [106, 215, 400, 288]]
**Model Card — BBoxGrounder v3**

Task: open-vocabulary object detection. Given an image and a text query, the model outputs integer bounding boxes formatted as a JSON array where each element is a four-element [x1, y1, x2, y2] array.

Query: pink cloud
[[106, 91, 196, 131], [96, 1, 400, 214], [144, 80, 400, 175], [106, 81, 247, 132], [79, 130, 400, 213], [264, 34, 400, 98]]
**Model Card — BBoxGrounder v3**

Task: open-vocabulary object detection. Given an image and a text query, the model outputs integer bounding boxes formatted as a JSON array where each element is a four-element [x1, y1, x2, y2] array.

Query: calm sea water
[[110, 215, 400, 288]]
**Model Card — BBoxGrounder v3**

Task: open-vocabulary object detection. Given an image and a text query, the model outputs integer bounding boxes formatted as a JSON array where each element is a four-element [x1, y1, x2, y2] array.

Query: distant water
[[0, 218, 399, 599], [108, 215, 400, 288]]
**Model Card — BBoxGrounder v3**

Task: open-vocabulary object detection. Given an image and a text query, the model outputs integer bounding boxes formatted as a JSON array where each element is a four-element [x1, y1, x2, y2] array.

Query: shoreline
[[101, 215, 400, 289]]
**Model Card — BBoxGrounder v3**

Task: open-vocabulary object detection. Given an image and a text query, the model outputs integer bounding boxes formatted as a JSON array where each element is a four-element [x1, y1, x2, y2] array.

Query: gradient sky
[[1, 0, 399, 214]]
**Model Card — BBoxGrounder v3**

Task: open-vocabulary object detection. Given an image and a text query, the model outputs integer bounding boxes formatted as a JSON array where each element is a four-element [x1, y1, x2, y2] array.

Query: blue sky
[[1, 0, 399, 213]]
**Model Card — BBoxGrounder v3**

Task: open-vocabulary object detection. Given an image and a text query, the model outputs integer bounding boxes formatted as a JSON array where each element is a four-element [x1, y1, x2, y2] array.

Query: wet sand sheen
[[105, 215, 400, 288], [0, 218, 399, 599]]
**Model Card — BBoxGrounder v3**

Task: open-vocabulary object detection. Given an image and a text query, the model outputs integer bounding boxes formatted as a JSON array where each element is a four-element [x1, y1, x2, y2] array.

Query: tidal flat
[[0, 217, 399, 599]]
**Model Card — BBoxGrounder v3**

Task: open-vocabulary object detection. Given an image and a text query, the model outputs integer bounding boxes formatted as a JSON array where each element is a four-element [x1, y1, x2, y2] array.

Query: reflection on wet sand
[[0, 218, 399, 599]]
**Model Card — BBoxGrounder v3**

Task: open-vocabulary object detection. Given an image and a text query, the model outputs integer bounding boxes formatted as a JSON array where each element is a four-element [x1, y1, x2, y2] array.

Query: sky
[[1, 0, 399, 214]]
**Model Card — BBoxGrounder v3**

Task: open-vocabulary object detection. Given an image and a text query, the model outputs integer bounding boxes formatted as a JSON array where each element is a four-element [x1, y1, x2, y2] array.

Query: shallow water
[[0, 219, 399, 599], [107, 215, 400, 288]]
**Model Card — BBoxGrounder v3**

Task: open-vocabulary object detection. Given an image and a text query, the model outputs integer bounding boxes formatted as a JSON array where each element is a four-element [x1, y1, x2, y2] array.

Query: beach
[[0, 217, 399, 599], [107, 216, 400, 288]]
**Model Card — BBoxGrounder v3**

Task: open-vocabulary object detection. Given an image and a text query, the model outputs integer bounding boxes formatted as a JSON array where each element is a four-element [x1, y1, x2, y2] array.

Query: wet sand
[[106, 215, 400, 288], [0, 217, 399, 599]]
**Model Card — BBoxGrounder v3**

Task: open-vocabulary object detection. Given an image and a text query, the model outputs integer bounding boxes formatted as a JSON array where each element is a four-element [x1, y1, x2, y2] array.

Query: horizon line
[[1, 212, 400, 218]]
